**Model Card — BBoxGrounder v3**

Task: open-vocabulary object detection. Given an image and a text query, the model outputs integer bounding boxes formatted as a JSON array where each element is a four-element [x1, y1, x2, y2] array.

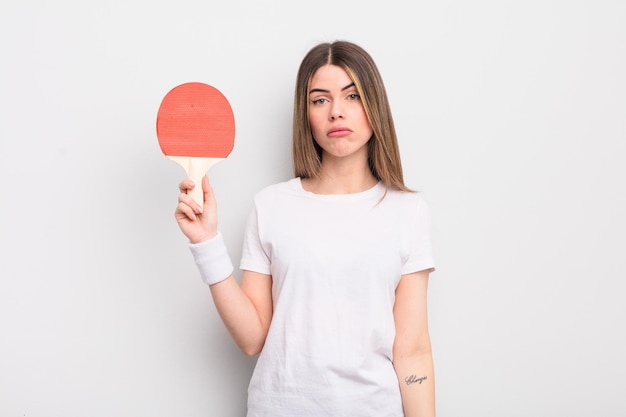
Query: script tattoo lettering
[[405, 375, 427, 385]]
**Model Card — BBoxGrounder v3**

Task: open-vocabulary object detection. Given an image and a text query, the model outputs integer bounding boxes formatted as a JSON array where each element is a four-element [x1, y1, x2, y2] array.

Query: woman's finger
[[201, 176, 216, 209], [178, 178, 196, 193], [178, 192, 203, 215], [176, 200, 197, 221]]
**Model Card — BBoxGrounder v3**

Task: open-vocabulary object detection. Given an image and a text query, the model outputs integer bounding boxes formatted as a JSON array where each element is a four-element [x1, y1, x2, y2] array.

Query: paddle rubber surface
[[156, 82, 235, 158]]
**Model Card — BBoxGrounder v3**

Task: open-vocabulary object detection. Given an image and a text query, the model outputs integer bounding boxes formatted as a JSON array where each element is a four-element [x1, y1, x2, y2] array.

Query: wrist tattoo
[[405, 374, 428, 385]]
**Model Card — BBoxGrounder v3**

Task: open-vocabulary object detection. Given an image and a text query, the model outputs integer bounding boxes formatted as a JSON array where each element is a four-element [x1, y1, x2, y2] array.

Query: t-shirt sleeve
[[401, 194, 436, 275], [240, 201, 272, 275]]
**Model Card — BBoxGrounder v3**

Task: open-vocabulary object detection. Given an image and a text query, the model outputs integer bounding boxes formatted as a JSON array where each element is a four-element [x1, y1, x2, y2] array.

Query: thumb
[[202, 175, 217, 210]]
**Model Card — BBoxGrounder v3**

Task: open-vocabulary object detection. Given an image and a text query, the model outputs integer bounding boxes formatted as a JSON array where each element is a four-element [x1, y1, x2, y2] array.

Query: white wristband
[[188, 232, 234, 286]]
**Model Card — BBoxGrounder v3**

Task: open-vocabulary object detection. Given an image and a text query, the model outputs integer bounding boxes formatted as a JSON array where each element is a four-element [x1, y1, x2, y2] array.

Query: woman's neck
[[301, 163, 378, 195]]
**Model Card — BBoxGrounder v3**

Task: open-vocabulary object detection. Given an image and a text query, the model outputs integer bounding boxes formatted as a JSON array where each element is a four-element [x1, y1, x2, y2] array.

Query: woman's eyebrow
[[309, 82, 356, 95]]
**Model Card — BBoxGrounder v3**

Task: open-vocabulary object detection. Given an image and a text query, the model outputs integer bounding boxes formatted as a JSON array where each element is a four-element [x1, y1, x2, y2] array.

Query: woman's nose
[[329, 105, 344, 120]]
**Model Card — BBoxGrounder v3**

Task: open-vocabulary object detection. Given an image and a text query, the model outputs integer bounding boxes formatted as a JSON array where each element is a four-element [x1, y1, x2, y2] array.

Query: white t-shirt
[[240, 178, 435, 417]]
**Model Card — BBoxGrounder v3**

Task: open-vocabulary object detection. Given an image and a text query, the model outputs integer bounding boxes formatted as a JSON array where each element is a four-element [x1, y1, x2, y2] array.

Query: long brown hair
[[292, 40, 412, 192]]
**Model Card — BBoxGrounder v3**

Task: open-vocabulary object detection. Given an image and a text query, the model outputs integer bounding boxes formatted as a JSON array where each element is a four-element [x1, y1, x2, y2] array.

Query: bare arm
[[209, 270, 272, 356], [175, 176, 273, 356], [393, 269, 435, 417]]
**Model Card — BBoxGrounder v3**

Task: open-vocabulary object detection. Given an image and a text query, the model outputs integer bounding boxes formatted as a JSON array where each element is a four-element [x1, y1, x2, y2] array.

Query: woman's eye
[[311, 98, 328, 105], [347, 93, 361, 100]]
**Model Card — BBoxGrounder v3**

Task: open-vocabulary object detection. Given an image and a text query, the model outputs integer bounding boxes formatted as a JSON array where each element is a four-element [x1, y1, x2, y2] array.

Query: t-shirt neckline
[[292, 177, 385, 201]]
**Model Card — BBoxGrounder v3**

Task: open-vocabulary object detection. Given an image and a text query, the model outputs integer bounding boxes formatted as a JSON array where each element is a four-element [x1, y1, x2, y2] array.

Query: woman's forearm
[[209, 276, 269, 356], [393, 351, 436, 417]]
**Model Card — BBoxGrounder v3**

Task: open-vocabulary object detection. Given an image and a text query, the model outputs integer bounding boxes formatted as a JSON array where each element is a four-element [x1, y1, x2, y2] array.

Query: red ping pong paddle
[[156, 82, 235, 209]]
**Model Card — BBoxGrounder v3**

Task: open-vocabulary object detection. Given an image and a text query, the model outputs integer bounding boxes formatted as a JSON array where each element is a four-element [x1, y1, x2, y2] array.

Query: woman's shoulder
[[386, 186, 429, 206], [253, 177, 301, 200]]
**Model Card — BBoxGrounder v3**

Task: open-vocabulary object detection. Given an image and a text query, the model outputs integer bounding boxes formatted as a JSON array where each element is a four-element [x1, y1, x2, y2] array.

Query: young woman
[[175, 40, 436, 417]]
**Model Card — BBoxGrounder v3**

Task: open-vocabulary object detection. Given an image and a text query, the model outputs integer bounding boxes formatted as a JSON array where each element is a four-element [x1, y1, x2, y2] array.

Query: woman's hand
[[175, 175, 218, 244]]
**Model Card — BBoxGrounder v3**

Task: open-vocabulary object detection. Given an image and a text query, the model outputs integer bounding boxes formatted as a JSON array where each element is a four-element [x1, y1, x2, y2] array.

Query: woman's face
[[307, 65, 373, 163]]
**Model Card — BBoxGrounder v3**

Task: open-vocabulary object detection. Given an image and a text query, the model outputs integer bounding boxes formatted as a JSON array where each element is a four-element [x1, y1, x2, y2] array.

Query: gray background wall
[[1, 1, 624, 416]]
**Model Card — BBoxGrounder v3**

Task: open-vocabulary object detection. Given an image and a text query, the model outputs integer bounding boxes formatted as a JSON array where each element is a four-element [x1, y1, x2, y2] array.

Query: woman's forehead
[[309, 65, 354, 91]]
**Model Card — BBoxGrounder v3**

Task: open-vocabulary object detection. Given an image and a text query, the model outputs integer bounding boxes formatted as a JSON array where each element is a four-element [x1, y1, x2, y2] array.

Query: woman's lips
[[327, 127, 352, 137]]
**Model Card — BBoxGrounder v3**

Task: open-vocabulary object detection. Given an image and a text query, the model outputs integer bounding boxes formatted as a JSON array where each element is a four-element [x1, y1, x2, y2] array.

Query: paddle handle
[[167, 156, 224, 208]]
